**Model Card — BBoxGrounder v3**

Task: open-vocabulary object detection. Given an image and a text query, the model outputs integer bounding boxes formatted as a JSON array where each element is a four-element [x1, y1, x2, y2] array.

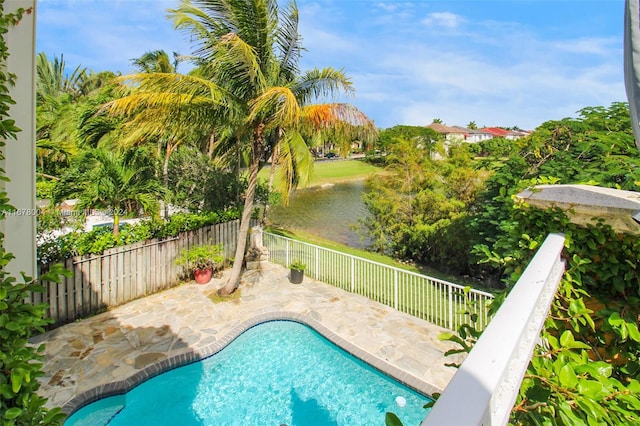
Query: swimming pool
[[65, 321, 431, 425]]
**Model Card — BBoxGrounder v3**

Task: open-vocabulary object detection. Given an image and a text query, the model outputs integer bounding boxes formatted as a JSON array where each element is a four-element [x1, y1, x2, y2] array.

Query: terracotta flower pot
[[194, 268, 213, 284]]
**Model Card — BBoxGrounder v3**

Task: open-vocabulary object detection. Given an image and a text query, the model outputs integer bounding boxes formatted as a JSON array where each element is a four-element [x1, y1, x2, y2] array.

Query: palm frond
[[276, 0, 303, 83], [248, 86, 300, 130], [292, 67, 354, 104], [212, 32, 267, 92], [300, 103, 378, 153], [275, 129, 313, 203]]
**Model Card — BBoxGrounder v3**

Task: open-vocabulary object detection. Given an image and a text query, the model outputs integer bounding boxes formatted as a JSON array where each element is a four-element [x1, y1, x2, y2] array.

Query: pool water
[[66, 321, 431, 425]]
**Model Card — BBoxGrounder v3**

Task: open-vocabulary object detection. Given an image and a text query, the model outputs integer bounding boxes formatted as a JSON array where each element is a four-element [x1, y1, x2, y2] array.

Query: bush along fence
[[34, 220, 247, 327], [262, 230, 494, 331]]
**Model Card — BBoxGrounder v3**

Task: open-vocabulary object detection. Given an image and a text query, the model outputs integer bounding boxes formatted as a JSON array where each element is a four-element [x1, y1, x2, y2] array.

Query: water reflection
[[267, 180, 369, 248]]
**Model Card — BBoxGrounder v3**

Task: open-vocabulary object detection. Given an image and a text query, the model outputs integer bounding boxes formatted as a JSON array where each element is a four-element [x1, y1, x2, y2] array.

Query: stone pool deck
[[35, 263, 462, 414]]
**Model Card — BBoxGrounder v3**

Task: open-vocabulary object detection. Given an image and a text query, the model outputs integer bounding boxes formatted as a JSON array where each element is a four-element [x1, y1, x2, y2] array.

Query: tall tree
[[35, 53, 87, 177], [105, 0, 376, 295], [54, 147, 166, 236], [36, 53, 121, 177]]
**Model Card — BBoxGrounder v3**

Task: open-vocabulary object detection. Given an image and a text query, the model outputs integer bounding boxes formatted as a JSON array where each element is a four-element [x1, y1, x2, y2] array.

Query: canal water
[[267, 180, 369, 248]]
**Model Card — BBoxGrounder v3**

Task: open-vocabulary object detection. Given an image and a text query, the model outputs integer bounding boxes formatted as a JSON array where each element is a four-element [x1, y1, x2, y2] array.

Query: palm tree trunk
[[219, 126, 266, 295], [112, 212, 120, 237], [261, 143, 279, 226], [207, 133, 215, 159], [162, 144, 173, 218]]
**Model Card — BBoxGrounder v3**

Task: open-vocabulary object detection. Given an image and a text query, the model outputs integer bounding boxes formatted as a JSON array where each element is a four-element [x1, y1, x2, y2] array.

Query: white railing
[[422, 233, 566, 426], [263, 231, 494, 331]]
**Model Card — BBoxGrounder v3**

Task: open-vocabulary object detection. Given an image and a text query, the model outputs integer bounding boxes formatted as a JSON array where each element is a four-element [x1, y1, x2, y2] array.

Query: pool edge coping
[[61, 310, 443, 416]]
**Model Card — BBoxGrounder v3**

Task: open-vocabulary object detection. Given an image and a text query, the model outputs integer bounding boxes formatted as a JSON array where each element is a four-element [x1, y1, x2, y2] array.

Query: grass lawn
[[265, 226, 480, 287], [257, 158, 384, 187]]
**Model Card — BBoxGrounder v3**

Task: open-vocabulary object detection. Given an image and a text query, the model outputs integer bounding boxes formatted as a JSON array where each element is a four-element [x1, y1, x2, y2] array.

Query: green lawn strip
[[266, 226, 479, 285], [265, 226, 415, 271], [258, 159, 384, 187]]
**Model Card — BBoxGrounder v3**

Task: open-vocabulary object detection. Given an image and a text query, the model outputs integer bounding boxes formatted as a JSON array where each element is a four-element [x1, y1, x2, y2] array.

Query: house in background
[[451, 126, 494, 143], [479, 127, 528, 140], [426, 122, 503, 143], [424, 122, 467, 143]]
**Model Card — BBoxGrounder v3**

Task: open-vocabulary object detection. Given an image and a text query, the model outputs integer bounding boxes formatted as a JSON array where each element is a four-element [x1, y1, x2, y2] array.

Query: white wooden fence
[[263, 231, 494, 331], [423, 233, 566, 426], [34, 220, 244, 327]]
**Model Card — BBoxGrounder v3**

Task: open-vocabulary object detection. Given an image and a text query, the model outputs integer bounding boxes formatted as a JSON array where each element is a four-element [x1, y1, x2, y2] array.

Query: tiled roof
[[479, 127, 511, 137], [425, 123, 467, 134]]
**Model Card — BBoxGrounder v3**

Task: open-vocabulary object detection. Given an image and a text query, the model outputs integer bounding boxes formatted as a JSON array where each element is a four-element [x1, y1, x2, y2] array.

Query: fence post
[[315, 246, 319, 280], [285, 239, 290, 267], [394, 269, 399, 310], [448, 285, 454, 330], [350, 256, 355, 292]]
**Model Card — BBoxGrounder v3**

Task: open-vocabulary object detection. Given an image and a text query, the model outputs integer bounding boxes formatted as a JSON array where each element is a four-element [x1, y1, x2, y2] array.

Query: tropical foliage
[[469, 103, 640, 424], [101, 0, 376, 296], [377, 103, 640, 424], [52, 147, 166, 236], [28, 0, 640, 420], [361, 132, 488, 275], [37, 209, 240, 264], [175, 243, 225, 274], [0, 3, 66, 424]]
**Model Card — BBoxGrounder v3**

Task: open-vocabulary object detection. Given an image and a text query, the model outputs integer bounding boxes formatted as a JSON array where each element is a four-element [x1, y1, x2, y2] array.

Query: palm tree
[[36, 53, 87, 177], [36, 53, 121, 177], [54, 147, 166, 236], [105, 0, 376, 294], [131, 49, 180, 74], [36, 52, 88, 101]]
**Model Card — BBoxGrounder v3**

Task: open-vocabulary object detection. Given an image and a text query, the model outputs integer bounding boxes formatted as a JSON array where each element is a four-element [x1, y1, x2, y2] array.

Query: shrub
[[175, 244, 225, 277]]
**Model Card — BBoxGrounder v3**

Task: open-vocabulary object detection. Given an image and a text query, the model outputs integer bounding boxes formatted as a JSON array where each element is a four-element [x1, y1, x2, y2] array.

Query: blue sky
[[37, 0, 624, 130]]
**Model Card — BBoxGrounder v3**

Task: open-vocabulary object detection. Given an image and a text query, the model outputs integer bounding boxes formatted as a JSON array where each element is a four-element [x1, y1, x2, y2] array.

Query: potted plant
[[289, 260, 306, 284], [176, 243, 225, 284]]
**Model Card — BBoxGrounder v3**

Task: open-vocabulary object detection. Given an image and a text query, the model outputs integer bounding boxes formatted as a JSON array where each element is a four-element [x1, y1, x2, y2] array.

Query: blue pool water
[[66, 321, 431, 425]]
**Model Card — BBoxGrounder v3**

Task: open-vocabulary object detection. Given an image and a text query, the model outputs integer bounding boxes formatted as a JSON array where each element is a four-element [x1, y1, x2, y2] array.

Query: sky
[[36, 0, 625, 130]]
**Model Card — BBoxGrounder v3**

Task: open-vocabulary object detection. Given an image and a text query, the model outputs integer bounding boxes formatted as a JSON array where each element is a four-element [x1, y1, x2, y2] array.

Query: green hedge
[[37, 209, 240, 263]]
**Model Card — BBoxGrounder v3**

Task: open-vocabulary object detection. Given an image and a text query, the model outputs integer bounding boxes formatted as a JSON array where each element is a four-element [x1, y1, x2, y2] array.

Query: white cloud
[[552, 37, 619, 56], [36, 0, 625, 130], [421, 12, 466, 29], [376, 2, 398, 12]]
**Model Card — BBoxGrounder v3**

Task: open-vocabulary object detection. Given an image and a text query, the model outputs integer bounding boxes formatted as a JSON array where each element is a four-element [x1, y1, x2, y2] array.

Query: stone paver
[[35, 263, 462, 414]]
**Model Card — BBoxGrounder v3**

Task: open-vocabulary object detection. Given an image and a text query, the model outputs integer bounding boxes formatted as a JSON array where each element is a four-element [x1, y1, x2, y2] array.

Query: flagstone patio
[[34, 263, 462, 415]]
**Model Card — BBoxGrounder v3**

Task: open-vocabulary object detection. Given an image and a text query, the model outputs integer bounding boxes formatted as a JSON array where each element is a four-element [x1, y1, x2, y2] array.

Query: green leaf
[[577, 380, 606, 399], [626, 322, 640, 342], [526, 384, 551, 402], [607, 312, 624, 327], [557, 401, 583, 425], [558, 330, 590, 349], [560, 330, 574, 347], [10, 368, 24, 393], [5, 321, 20, 331], [3, 407, 22, 420], [559, 364, 578, 388], [385, 412, 404, 426]]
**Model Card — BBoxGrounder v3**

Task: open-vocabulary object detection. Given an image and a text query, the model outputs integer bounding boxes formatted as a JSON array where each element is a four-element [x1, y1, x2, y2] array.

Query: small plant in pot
[[289, 260, 306, 284], [176, 243, 225, 284]]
